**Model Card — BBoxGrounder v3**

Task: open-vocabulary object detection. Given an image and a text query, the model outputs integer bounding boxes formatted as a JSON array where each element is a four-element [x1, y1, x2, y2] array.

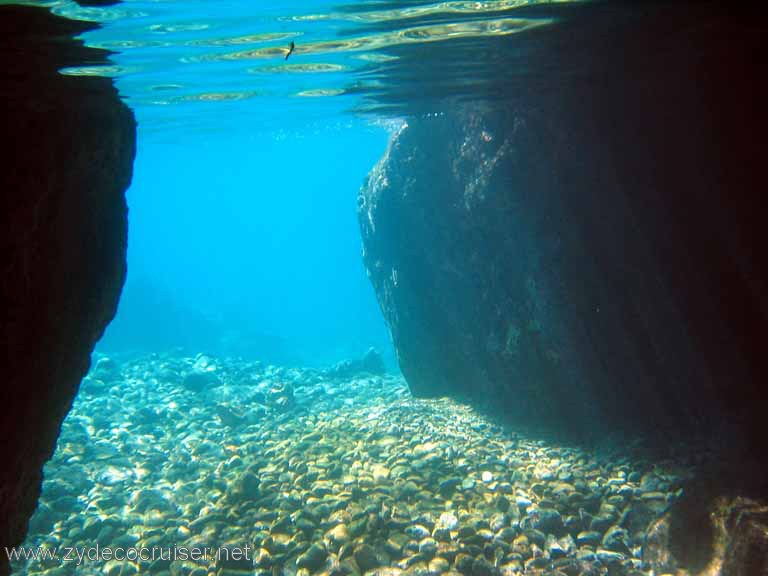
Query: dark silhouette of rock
[[360, 347, 386, 375], [327, 347, 387, 378], [182, 369, 223, 391], [721, 499, 768, 576], [358, 8, 767, 573], [0, 4, 135, 574], [358, 4, 767, 448]]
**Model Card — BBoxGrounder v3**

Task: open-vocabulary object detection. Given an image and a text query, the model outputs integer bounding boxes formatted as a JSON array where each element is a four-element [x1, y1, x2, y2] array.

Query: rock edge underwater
[[358, 6, 767, 573], [0, 4, 136, 575]]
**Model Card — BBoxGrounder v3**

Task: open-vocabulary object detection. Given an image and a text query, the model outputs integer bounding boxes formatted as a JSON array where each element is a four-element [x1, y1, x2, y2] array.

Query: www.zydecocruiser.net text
[[5, 544, 253, 566]]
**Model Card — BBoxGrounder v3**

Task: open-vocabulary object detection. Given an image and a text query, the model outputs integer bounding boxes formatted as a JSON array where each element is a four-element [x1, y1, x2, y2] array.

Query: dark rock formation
[[182, 369, 223, 392], [326, 347, 387, 378], [644, 497, 768, 576], [720, 499, 768, 576], [358, 3, 767, 446], [0, 5, 135, 574]]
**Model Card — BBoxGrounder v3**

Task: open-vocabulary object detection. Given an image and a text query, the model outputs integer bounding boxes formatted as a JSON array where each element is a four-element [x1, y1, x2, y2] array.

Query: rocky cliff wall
[[358, 4, 766, 445], [0, 6, 135, 574], [358, 9, 767, 570]]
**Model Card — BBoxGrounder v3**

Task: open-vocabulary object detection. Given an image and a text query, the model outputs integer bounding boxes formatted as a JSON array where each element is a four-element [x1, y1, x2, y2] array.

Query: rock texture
[[359, 11, 768, 572], [645, 496, 768, 576], [0, 5, 135, 575], [358, 4, 767, 445], [719, 499, 768, 576]]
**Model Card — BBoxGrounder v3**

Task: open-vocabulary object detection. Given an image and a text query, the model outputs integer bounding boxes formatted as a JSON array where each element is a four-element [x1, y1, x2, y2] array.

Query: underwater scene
[[14, 352, 704, 576], [4, 1, 766, 575]]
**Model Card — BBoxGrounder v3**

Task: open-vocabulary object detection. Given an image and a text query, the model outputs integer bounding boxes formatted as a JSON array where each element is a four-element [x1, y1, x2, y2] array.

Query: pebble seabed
[[16, 353, 700, 576]]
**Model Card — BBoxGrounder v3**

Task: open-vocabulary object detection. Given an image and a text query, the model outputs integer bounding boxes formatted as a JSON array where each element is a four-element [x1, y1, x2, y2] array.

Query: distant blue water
[[99, 120, 394, 366], [59, 0, 418, 366], [58, 0, 569, 366]]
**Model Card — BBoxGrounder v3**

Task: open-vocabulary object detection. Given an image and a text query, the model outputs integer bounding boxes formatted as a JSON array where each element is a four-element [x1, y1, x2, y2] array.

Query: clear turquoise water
[[50, 0, 410, 364], [10, 4, 730, 575], [45, 0, 567, 135], [30, 0, 568, 366], [55, 0, 384, 136]]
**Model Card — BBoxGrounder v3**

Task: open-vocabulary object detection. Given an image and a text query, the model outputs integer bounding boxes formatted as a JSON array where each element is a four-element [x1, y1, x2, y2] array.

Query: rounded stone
[[436, 512, 458, 531], [216, 545, 255, 572], [405, 525, 431, 540], [602, 525, 630, 552], [297, 543, 327, 571], [438, 478, 461, 495], [353, 543, 380, 573], [428, 557, 450, 574], [418, 537, 438, 556], [182, 370, 221, 392], [326, 524, 350, 549], [576, 530, 601, 547]]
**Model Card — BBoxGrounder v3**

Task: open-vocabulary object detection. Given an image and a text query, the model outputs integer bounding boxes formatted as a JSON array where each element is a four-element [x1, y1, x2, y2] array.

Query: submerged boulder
[[326, 347, 387, 378], [267, 381, 295, 411], [360, 347, 387, 375], [357, 18, 767, 446], [182, 369, 222, 392], [357, 11, 767, 571]]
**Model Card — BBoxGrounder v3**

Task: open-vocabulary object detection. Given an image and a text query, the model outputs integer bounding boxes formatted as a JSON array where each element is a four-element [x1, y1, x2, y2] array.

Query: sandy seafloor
[[15, 353, 702, 576]]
